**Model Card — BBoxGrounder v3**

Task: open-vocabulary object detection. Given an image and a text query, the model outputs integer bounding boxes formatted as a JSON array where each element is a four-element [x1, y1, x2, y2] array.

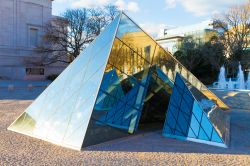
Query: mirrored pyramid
[[163, 73, 230, 147], [8, 12, 230, 150]]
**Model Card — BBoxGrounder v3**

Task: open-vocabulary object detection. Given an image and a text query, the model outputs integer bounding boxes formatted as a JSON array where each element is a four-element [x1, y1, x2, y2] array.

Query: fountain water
[[247, 72, 250, 90], [217, 66, 226, 89], [214, 63, 249, 91], [237, 63, 245, 89], [228, 78, 234, 90]]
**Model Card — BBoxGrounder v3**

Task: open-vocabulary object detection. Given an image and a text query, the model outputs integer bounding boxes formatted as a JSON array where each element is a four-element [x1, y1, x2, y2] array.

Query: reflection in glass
[[163, 74, 228, 147], [8, 14, 121, 150]]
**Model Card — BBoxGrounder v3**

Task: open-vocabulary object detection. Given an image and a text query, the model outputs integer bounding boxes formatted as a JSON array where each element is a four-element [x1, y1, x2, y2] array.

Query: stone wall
[[0, 0, 66, 80]]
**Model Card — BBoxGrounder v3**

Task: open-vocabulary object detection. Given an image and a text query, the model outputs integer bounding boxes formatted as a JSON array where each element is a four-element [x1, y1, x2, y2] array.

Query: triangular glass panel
[[8, 13, 121, 150], [163, 73, 229, 147]]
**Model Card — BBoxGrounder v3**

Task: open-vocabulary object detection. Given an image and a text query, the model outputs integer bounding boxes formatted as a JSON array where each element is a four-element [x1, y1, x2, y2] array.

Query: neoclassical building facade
[[0, 0, 66, 80]]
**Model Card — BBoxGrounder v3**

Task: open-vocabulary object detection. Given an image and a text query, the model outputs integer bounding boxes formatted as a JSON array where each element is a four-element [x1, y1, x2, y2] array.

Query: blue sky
[[52, 0, 248, 37]]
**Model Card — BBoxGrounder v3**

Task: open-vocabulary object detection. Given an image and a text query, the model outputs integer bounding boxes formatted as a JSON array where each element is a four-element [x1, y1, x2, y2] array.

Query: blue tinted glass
[[180, 100, 192, 115], [95, 70, 124, 110], [114, 106, 127, 122], [175, 124, 183, 133], [127, 93, 138, 107], [175, 75, 185, 90], [171, 89, 182, 106], [169, 105, 179, 119], [96, 82, 143, 132], [211, 129, 223, 143], [166, 111, 177, 129], [201, 113, 213, 138], [177, 112, 189, 135], [163, 73, 226, 147], [174, 129, 185, 137], [182, 92, 194, 107], [163, 124, 173, 134], [175, 84, 184, 95], [198, 128, 209, 141], [189, 114, 200, 136], [182, 113, 191, 124], [192, 101, 203, 122], [187, 128, 196, 138]]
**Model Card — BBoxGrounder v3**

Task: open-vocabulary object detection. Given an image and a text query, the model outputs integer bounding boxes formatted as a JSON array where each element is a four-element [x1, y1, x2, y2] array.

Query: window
[[29, 28, 38, 47], [26, 68, 44, 75]]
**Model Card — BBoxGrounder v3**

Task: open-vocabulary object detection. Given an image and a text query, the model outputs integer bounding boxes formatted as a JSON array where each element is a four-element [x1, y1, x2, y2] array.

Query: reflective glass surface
[[8, 14, 121, 150], [163, 74, 226, 146], [83, 65, 175, 146], [82, 56, 151, 146], [116, 14, 228, 110], [9, 12, 229, 150]]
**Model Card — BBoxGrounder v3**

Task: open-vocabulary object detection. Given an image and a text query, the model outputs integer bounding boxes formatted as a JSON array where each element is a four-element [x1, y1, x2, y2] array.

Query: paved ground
[[0, 80, 49, 100], [0, 88, 250, 165], [212, 90, 250, 110]]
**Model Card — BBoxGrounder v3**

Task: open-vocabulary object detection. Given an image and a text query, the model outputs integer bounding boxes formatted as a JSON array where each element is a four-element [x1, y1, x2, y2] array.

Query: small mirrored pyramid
[[163, 73, 230, 147], [8, 12, 230, 150]]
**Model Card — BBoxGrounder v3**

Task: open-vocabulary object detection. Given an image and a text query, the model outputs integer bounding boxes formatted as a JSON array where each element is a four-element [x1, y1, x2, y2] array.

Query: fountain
[[217, 66, 226, 89], [247, 72, 250, 90], [213, 62, 250, 91], [237, 63, 245, 89], [228, 78, 234, 90]]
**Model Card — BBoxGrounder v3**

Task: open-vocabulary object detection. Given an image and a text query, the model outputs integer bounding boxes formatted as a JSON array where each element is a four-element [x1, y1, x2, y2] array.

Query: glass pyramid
[[8, 12, 230, 150], [163, 73, 229, 147]]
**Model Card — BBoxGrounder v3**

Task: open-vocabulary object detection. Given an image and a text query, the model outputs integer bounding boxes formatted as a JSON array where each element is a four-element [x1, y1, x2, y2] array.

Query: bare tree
[[36, 5, 119, 65], [88, 6, 119, 37], [213, 1, 250, 61], [105, 5, 120, 21]]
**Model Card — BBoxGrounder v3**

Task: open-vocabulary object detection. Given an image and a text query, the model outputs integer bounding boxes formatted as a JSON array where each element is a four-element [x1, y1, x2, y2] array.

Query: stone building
[[0, 0, 66, 80]]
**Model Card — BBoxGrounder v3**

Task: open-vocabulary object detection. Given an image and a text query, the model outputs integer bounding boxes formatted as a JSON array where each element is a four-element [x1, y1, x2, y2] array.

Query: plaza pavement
[[0, 85, 250, 165]]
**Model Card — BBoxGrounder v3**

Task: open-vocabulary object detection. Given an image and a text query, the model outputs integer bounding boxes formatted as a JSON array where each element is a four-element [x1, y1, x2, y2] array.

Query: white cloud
[[72, 0, 111, 8], [140, 23, 167, 38], [115, 0, 126, 10], [127, 2, 139, 12], [181, 0, 213, 16], [165, 0, 249, 16], [165, 0, 177, 9], [115, 0, 140, 13], [54, 0, 71, 3], [53, 0, 140, 15], [67, 0, 140, 13]]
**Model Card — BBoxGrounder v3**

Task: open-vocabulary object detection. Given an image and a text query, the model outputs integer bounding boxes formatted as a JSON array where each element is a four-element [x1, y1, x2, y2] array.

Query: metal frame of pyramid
[[8, 12, 230, 150]]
